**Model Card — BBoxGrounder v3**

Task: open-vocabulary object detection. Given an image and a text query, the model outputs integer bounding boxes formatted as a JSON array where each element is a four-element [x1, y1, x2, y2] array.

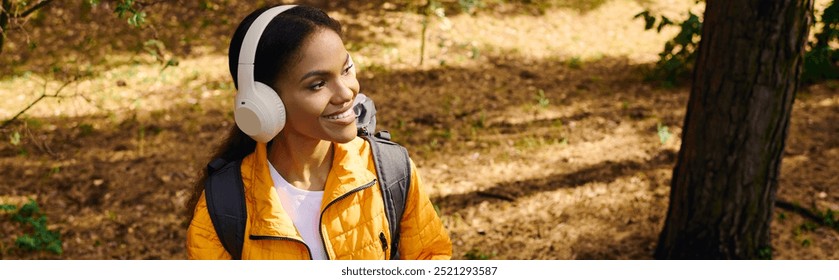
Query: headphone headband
[[239, 5, 297, 65]]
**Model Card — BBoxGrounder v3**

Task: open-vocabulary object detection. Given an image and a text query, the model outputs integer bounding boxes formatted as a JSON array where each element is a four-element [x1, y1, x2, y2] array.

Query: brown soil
[[0, 0, 836, 259]]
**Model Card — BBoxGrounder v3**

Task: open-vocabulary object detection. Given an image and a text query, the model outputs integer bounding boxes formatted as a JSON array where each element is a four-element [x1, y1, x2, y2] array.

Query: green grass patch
[[464, 248, 493, 260]]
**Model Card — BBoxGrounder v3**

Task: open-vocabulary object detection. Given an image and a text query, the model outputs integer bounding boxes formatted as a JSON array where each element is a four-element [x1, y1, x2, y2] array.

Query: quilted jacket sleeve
[[398, 159, 453, 260], [186, 192, 233, 260]]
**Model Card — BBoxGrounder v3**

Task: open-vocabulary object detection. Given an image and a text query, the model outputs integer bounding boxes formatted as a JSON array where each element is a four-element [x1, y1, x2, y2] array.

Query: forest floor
[[0, 0, 837, 259]]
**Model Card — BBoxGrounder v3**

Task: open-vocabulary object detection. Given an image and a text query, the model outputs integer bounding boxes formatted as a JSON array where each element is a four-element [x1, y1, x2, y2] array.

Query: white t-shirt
[[268, 160, 328, 260]]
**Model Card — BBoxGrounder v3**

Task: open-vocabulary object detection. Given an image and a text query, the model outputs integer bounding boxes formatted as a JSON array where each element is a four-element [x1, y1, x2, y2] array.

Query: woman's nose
[[333, 77, 358, 104]]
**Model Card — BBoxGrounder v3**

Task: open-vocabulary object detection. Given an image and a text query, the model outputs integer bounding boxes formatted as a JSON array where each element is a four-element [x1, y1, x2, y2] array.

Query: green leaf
[[18, 200, 40, 217], [128, 12, 146, 27], [46, 241, 63, 255], [644, 16, 655, 30], [757, 247, 772, 260], [535, 89, 549, 108], [823, 209, 837, 227], [656, 16, 673, 33], [15, 235, 39, 251], [657, 122, 671, 144], [634, 11, 655, 30], [9, 131, 21, 146]]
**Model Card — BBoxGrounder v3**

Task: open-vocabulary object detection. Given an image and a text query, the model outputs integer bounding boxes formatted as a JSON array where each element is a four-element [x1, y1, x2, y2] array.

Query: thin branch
[[24, 123, 54, 156], [1, 78, 77, 129], [477, 191, 516, 202], [776, 199, 839, 234], [75, 83, 108, 112], [419, 0, 433, 67], [18, 0, 53, 18], [1, 0, 51, 53]]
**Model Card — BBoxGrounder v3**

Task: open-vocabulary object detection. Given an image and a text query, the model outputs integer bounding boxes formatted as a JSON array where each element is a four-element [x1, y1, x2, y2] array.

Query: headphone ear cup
[[234, 82, 286, 143], [253, 81, 286, 135]]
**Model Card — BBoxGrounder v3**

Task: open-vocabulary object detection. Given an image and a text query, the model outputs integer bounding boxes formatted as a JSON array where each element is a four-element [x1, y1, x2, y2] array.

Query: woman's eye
[[342, 64, 354, 76], [310, 81, 326, 90]]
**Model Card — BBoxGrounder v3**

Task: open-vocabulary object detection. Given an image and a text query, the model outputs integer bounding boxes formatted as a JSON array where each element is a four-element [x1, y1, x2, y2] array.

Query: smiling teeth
[[325, 110, 355, 120]]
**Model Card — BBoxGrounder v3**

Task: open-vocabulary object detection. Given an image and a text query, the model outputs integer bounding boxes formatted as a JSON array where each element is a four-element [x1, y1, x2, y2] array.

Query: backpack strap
[[363, 133, 411, 260], [204, 158, 247, 260], [204, 135, 411, 260]]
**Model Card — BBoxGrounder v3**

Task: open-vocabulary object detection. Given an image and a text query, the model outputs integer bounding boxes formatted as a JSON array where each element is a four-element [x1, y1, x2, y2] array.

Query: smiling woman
[[184, 4, 452, 260], [277, 31, 360, 147]]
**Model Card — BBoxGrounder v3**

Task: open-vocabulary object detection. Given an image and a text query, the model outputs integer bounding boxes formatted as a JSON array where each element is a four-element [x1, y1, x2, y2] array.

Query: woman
[[185, 5, 452, 260]]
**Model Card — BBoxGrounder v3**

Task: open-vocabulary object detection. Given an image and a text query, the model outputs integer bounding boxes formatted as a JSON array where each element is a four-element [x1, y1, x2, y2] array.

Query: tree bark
[[655, 0, 813, 259]]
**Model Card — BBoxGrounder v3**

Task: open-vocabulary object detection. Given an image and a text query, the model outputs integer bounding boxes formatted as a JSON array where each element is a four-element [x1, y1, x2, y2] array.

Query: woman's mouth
[[322, 108, 356, 124]]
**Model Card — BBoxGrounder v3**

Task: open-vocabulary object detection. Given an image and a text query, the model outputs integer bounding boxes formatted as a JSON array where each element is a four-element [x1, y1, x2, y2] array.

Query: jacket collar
[[241, 137, 377, 238]]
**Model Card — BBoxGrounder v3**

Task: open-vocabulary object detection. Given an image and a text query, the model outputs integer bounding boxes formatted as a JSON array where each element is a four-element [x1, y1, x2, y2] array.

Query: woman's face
[[274, 28, 360, 144]]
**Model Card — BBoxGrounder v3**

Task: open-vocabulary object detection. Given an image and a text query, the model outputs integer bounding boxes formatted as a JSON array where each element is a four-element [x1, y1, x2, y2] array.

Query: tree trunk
[[655, 0, 813, 259]]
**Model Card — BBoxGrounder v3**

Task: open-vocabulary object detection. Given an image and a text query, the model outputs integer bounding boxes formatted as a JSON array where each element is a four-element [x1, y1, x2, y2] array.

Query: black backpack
[[203, 94, 411, 260]]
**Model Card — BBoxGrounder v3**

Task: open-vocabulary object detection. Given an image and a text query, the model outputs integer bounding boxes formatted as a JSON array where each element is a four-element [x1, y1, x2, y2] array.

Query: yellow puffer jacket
[[187, 137, 452, 260]]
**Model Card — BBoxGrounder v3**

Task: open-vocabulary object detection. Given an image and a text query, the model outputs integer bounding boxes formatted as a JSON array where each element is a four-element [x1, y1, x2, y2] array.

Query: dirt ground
[[0, 0, 837, 259]]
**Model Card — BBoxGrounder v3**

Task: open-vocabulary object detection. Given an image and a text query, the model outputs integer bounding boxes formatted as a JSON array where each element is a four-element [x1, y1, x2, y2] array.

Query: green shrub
[[634, 9, 702, 86], [638, 1, 839, 85], [2, 200, 63, 255]]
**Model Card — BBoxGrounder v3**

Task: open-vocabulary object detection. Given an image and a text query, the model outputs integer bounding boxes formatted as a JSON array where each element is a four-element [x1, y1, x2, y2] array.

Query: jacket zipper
[[318, 179, 378, 260], [248, 235, 313, 260]]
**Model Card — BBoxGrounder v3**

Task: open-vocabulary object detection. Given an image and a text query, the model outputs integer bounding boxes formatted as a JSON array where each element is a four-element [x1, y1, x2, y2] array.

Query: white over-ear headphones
[[235, 5, 296, 143]]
